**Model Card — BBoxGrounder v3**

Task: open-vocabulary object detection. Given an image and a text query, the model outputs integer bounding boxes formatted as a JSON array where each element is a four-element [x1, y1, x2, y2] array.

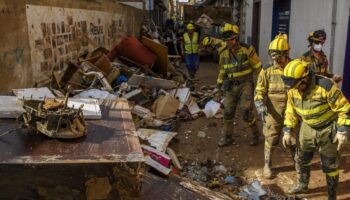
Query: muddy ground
[[170, 59, 350, 200]]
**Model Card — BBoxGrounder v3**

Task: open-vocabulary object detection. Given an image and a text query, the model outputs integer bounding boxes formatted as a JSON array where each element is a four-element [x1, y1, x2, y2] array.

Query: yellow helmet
[[202, 36, 212, 46], [221, 23, 239, 40], [187, 23, 195, 30], [269, 33, 289, 51], [282, 59, 310, 88]]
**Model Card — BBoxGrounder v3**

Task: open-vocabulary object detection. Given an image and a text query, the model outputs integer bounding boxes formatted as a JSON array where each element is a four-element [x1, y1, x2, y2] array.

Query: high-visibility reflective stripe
[[184, 33, 199, 54], [301, 111, 336, 127], [338, 118, 350, 126], [327, 170, 339, 177], [253, 62, 262, 69], [227, 68, 253, 78], [294, 103, 329, 116]]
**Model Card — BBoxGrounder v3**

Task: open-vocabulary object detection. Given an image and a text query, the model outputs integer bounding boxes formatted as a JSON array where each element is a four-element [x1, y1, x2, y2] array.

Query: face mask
[[313, 43, 323, 52]]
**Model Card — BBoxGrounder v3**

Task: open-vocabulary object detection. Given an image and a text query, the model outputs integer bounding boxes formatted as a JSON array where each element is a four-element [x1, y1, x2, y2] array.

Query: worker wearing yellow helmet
[[214, 23, 262, 147], [202, 36, 226, 54], [180, 23, 199, 79], [282, 59, 350, 198], [254, 33, 299, 179]]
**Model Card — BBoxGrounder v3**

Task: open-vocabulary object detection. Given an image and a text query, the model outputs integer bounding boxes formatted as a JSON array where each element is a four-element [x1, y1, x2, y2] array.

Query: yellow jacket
[[217, 43, 261, 84], [284, 74, 350, 129]]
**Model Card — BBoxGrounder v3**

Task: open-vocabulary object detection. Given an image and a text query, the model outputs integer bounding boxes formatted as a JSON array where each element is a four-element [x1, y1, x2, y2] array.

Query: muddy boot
[[218, 135, 234, 147], [287, 169, 310, 194], [326, 175, 338, 200], [218, 121, 234, 147], [263, 146, 273, 179]]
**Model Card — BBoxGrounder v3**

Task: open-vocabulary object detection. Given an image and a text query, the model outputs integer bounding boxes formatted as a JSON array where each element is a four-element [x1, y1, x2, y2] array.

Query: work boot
[[263, 146, 273, 179], [287, 170, 310, 194], [218, 135, 234, 147], [218, 120, 235, 147], [326, 175, 339, 200]]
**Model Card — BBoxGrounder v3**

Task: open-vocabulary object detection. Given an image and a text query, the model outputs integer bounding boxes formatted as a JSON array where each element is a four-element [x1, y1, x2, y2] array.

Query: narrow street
[[170, 59, 350, 200]]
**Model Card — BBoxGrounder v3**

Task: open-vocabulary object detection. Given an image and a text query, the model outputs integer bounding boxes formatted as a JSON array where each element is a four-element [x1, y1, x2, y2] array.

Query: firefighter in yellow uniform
[[282, 59, 350, 199], [181, 23, 199, 79], [202, 36, 226, 53], [300, 30, 342, 83], [254, 33, 299, 178], [215, 23, 262, 147]]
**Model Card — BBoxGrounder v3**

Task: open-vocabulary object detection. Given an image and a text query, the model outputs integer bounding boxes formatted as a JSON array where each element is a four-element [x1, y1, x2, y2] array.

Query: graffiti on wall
[[26, 5, 126, 83]]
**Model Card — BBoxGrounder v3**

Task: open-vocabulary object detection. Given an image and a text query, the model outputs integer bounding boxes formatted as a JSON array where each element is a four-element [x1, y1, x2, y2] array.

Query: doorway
[[252, 0, 261, 53], [342, 16, 350, 100]]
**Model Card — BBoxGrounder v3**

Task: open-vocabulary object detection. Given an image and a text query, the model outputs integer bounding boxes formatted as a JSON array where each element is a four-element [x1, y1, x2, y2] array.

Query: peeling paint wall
[[0, 0, 145, 92]]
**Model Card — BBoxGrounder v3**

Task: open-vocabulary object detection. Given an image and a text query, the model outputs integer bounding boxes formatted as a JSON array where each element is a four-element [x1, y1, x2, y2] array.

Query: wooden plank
[[142, 36, 170, 77], [128, 74, 178, 90], [13, 87, 55, 100], [0, 96, 24, 118]]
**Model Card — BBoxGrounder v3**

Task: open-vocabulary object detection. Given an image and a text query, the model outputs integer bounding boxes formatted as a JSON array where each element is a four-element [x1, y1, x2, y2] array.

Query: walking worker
[[181, 23, 199, 79], [215, 23, 262, 147], [254, 33, 299, 179], [282, 59, 350, 199], [300, 30, 342, 83]]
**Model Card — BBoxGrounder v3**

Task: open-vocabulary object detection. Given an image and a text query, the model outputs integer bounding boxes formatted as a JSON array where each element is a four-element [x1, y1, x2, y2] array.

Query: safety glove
[[213, 84, 223, 102], [282, 127, 292, 148], [333, 131, 348, 151], [255, 100, 267, 122]]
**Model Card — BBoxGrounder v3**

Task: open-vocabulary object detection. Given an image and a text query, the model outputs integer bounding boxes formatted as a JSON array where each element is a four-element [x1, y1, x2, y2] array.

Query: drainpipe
[[329, 0, 337, 71]]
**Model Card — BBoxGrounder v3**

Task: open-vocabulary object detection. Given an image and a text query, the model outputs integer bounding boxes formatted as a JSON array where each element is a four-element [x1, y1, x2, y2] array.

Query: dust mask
[[313, 43, 323, 52]]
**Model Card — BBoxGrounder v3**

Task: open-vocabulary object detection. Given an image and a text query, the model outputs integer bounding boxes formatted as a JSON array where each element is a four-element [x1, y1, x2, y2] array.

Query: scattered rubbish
[[20, 96, 86, 139], [166, 147, 182, 170], [142, 144, 171, 167], [137, 128, 178, 152], [238, 180, 267, 200], [74, 89, 116, 100], [214, 165, 228, 174], [0, 96, 25, 118], [203, 100, 221, 118], [197, 131, 206, 138], [225, 175, 235, 184], [13, 87, 55, 101], [145, 155, 171, 175], [152, 95, 180, 120], [128, 74, 179, 90]]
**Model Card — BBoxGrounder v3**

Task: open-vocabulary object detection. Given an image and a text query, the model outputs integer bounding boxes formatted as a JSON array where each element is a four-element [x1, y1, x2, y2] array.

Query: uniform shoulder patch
[[316, 75, 334, 92]]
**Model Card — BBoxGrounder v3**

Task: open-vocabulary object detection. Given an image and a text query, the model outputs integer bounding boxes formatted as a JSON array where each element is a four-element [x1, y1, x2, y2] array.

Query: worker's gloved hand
[[333, 74, 342, 83], [255, 100, 267, 117], [213, 85, 223, 102], [333, 131, 348, 151], [282, 127, 292, 148]]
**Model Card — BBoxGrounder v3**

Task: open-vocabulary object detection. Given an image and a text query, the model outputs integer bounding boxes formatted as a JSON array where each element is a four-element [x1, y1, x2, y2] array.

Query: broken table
[[0, 99, 144, 199]]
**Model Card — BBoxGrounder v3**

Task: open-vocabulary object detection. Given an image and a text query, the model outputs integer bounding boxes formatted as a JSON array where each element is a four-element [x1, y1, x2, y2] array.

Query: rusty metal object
[[20, 94, 86, 139]]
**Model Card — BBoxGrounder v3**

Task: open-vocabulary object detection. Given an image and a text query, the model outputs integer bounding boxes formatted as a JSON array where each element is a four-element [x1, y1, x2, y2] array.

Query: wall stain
[[1, 48, 24, 69]]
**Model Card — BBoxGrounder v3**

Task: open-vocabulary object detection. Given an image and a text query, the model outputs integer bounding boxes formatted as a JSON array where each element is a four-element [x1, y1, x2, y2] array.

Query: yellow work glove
[[333, 131, 348, 151]]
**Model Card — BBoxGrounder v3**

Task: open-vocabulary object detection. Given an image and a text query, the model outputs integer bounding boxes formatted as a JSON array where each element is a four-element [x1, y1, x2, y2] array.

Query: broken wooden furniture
[[0, 99, 144, 199], [20, 97, 86, 139]]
